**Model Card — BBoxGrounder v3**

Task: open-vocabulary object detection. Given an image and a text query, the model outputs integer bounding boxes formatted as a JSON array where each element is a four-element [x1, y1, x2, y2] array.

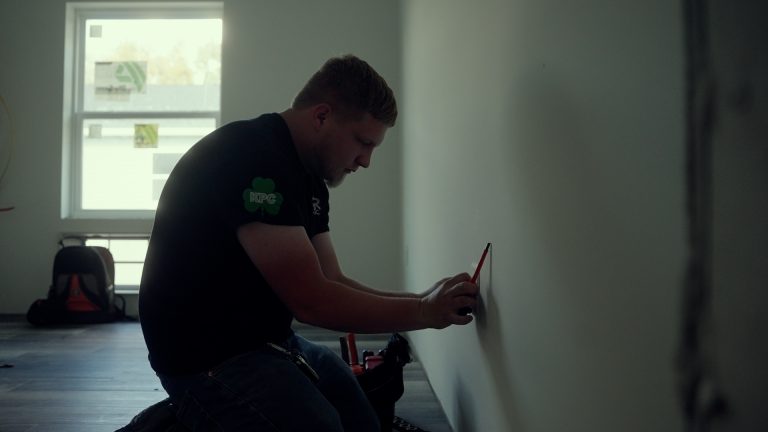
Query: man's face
[[315, 112, 388, 187]]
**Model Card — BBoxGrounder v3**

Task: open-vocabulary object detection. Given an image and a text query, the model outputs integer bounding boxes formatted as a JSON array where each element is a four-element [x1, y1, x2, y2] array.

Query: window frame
[[62, 2, 223, 220], [62, 233, 150, 293]]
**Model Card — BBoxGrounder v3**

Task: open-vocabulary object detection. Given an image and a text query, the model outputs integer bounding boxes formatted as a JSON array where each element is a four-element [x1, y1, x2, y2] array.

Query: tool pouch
[[355, 333, 411, 432]]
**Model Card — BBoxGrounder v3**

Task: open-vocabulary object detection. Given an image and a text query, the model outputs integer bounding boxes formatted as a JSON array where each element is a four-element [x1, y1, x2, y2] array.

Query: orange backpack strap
[[64, 274, 99, 312]]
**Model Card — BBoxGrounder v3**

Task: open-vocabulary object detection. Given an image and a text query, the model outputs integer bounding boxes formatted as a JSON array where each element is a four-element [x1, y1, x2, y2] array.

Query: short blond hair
[[293, 55, 397, 127]]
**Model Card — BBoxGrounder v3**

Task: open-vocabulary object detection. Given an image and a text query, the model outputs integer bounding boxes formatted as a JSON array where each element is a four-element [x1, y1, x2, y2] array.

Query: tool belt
[[341, 333, 412, 432]]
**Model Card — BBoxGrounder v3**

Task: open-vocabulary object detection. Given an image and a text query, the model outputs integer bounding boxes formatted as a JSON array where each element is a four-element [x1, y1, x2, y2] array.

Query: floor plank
[[0, 316, 451, 431]]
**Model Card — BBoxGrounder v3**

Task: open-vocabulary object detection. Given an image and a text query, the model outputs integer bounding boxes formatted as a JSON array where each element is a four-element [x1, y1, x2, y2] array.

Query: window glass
[[83, 19, 222, 112], [84, 237, 149, 290], [80, 117, 215, 210], [65, 5, 222, 216]]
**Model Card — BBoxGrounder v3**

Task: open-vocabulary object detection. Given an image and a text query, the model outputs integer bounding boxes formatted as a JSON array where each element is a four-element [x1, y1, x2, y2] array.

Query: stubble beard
[[324, 171, 347, 188]]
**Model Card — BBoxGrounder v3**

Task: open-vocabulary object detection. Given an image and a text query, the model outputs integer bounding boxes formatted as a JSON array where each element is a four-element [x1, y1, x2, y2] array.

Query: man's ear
[[311, 104, 332, 130]]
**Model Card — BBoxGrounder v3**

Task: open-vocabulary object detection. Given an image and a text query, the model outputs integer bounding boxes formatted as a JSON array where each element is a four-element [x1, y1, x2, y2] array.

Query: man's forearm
[[295, 279, 429, 333], [291, 273, 477, 333], [337, 274, 422, 299]]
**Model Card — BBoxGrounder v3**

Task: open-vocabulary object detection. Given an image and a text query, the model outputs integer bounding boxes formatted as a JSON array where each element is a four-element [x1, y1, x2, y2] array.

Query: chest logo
[[243, 177, 284, 215]]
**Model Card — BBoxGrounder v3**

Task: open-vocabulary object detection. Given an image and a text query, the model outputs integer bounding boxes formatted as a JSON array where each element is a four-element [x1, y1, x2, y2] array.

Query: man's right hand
[[418, 273, 479, 329]]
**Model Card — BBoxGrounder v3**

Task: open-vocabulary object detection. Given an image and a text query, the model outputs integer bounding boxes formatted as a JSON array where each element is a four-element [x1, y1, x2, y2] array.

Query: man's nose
[[356, 150, 372, 169]]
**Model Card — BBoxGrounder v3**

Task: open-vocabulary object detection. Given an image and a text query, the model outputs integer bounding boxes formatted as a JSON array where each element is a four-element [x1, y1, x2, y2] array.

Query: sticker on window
[[95, 61, 147, 101], [134, 124, 159, 148]]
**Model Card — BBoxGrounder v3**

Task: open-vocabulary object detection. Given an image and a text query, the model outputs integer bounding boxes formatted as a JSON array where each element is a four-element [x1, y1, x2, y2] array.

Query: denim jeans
[[158, 334, 380, 431]]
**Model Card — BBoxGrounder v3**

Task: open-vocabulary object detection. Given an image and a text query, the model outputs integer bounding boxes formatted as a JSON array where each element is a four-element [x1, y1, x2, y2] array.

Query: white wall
[[0, 1, 702, 430], [0, 0, 403, 314], [401, 1, 686, 430], [0, 0, 153, 314], [221, 0, 403, 294]]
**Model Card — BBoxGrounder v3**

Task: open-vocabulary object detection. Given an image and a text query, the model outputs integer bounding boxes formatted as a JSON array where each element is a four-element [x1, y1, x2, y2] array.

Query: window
[[62, 235, 149, 293], [63, 3, 222, 218], [84, 236, 148, 293]]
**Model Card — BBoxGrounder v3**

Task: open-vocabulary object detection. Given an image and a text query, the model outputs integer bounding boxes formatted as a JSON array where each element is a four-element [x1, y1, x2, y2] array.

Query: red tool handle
[[345, 333, 364, 375]]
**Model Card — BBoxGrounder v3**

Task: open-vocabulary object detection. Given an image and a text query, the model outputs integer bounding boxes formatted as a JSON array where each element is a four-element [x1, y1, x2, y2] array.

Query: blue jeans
[[158, 334, 380, 431]]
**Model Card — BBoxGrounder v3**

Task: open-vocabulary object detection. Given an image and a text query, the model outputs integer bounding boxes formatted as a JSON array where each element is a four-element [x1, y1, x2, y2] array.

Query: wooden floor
[[0, 315, 452, 432]]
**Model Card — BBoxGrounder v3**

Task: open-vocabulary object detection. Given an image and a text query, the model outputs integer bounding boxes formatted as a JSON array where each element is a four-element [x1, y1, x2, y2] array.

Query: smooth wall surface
[[221, 0, 403, 294], [0, 0, 402, 313], [2, 1, 698, 431], [401, 1, 686, 430]]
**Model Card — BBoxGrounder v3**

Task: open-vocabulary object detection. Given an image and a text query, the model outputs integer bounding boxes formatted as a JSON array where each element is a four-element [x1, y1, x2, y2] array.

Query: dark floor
[[0, 316, 451, 432]]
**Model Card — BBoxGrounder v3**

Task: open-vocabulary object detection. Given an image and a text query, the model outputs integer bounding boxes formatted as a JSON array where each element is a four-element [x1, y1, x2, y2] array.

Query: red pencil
[[458, 243, 490, 316], [470, 242, 491, 283]]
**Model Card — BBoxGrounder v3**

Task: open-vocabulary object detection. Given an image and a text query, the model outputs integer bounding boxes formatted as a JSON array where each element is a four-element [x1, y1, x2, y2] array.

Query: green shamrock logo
[[243, 177, 284, 215]]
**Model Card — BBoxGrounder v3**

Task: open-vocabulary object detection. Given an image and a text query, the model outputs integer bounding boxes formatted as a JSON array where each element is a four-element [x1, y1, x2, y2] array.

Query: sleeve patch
[[242, 177, 284, 215]]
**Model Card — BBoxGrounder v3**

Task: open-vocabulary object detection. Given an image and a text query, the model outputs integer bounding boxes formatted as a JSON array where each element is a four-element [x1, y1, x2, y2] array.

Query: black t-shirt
[[139, 113, 329, 376]]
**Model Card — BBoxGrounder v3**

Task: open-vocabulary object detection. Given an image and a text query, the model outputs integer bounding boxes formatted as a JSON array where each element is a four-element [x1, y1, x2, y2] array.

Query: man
[[139, 54, 479, 431]]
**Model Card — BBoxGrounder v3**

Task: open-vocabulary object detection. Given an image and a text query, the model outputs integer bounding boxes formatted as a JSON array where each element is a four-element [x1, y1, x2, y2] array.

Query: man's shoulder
[[219, 113, 285, 136], [213, 114, 292, 156]]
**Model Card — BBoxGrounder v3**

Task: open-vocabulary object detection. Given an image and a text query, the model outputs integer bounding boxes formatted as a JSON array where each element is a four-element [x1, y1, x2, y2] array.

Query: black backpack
[[27, 245, 125, 325]]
